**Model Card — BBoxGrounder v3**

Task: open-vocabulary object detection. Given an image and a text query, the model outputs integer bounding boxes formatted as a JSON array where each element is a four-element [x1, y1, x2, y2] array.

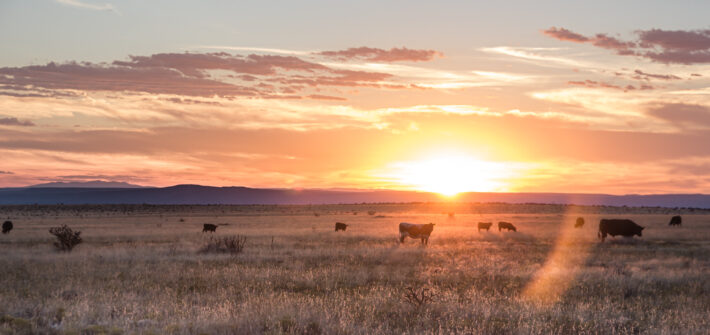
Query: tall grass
[[0, 204, 708, 334]]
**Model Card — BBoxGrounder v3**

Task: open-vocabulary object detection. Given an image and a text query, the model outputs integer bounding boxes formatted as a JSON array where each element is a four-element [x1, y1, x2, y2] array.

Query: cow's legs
[[400, 233, 406, 243]]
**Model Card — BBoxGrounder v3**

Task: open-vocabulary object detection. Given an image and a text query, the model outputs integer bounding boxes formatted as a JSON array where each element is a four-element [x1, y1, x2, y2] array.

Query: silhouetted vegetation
[[200, 235, 246, 254], [403, 286, 436, 309], [48, 225, 82, 252]]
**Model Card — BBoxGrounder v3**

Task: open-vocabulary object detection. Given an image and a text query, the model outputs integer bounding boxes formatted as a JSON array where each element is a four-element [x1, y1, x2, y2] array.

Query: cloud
[[632, 69, 681, 81], [318, 47, 443, 62], [113, 53, 328, 77], [194, 46, 311, 56], [482, 46, 591, 68], [638, 29, 710, 51], [647, 103, 710, 128], [543, 27, 710, 64], [307, 94, 347, 101], [0, 116, 35, 127], [0, 171, 13, 175], [542, 27, 589, 42], [0, 51, 430, 99], [567, 80, 654, 91], [590, 34, 637, 53], [543, 27, 636, 55], [55, 0, 119, 14]]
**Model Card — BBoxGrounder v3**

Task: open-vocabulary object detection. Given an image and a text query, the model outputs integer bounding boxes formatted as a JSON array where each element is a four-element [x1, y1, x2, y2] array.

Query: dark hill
[[0, 185, 709, 207]]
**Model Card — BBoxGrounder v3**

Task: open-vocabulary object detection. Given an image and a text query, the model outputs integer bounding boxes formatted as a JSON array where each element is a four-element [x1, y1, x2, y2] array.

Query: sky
[[1, 1, 709, 194]]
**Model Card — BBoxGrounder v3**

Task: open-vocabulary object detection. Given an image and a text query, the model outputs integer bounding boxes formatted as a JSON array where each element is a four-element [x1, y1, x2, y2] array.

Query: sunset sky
[[1, 1, 709, 194]]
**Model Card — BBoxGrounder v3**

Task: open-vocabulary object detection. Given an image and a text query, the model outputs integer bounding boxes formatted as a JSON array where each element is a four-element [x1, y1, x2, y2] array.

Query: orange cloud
[[318, 47, 443, 62], [0, 50, 436, 100]]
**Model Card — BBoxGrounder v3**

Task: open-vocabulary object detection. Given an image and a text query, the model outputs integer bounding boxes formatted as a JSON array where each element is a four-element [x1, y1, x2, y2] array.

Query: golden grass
[[0, 204, 708, 334]]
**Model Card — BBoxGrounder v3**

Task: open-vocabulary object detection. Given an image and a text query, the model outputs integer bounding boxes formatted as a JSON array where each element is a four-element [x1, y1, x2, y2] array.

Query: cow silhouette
[[2, 221, 12, 234], [575, 217, 585, 228], [335, 222, 348, 231]]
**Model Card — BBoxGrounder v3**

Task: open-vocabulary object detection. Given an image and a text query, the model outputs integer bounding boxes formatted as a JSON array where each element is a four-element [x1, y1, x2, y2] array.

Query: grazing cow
[[2, 220, 12, 234], [202, 223, 218, 233], [575, 217, 585, 228], [335, 222, 348, 232], [498, 221, 517, 232], [478, 222, 492, 232], [399, 222, 435, 245], [668, 215, 682, 226], [598, 219, 644, 242]]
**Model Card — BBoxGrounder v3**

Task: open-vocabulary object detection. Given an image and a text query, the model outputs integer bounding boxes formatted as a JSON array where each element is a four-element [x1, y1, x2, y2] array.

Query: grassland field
[[1, 203, 709, 334]]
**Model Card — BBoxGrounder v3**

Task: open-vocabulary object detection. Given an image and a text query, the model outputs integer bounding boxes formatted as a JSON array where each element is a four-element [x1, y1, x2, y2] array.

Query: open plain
[[1, 203, 709, 334]]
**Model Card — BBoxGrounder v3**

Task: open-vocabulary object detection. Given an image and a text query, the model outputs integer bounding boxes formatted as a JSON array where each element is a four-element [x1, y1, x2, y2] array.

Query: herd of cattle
[[0, 215, 686, 246], [331, 215, 683, 245]]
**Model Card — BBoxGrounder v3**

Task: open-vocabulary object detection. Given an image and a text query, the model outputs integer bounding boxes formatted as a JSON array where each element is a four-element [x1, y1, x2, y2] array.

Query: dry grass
[[0, 203, 709, 334]]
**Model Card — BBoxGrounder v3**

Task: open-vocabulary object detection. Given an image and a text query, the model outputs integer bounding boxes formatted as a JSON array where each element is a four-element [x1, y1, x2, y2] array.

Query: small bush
[[49, 225, 83, 252], [200, 235, 247, 254], [403, 286, 436, 309]]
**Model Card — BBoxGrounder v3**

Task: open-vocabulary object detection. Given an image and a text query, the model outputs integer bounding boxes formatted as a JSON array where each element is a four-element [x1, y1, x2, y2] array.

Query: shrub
[[49, 225, 83, 252], [200, 235, 247, 254], [403, 286, 436, 309]]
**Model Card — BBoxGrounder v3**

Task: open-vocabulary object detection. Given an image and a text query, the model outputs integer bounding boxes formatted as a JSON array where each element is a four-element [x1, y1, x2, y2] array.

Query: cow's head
[[422, 223, 436, 234], [635, 226, 645, 236]]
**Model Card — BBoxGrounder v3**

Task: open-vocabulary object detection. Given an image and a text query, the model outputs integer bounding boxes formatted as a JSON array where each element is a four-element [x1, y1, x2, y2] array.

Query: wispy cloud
[[0, 51, 429, 100], [317, 47, 443, 62], [482, 46, 590, 68], [193, 46, 312, 56], [55, 0, 120, 14], [0, 116, 35, 127]]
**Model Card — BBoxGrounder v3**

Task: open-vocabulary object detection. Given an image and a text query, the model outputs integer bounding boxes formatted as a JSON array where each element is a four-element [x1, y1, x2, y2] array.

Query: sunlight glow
[[387, 153, 516, 196]]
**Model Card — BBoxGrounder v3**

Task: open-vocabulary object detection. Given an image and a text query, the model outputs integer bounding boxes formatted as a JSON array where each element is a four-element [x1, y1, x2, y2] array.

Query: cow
[[399, 222, 435, 245], [498, 221, 517, 232], [335, 222, 348, 232], [598, 219, 644, 242], [575, 217, 585, 228], [202, 223, 218, 233], [668, 215, 682, 227], [2, 220, 12, 234], [478, 222, 492, 232]]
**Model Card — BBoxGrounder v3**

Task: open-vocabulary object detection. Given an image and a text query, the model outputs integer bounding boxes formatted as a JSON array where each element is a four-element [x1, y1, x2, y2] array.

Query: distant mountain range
[[0, 184, 709, 207], [29, 180, 149, 188]]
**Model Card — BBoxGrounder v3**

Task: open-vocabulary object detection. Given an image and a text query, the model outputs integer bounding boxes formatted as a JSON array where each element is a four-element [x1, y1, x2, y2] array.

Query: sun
[[387, 153, 514, 196]]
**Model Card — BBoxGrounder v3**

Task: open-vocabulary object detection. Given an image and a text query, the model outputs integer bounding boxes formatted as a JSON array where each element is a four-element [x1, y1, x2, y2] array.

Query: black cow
[[202, 223, 218, 233], [498, 221, 517, 232], [335, 222, 348, 231], [399, 222, 435, 245], [668, 215, 682, 226], [478, 222, 492, 232], [575, 217, 585, 228], [2, 221, 12, 234], [598, 219, 644, 242]]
